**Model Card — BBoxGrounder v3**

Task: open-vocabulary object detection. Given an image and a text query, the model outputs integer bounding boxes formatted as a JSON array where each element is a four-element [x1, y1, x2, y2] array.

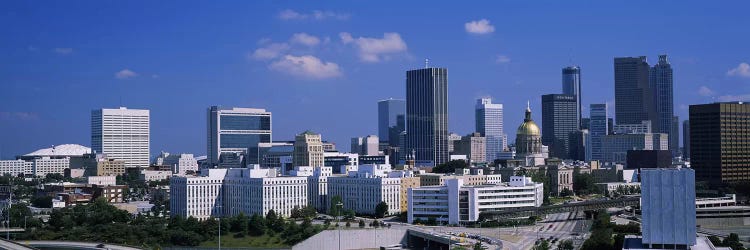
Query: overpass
[[0, 238, 37, 250], [481, 197, 641, 220], [20, 241, 143, 250]]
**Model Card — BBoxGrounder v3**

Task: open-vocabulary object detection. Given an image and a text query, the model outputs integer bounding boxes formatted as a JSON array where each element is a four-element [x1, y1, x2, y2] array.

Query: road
[[0, 238, 35, 250], [22, 241, 143, 250]]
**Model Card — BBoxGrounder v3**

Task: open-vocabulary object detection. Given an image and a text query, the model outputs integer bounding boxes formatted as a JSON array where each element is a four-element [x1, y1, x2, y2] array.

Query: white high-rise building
[[307, 166, 333, 212], [475, 98, 505, 162], [0, 160, 32, 176], [207, 106, 272, 167], [641, 168, 696, 248], [31, 157, 70, 177], [408, 176, 543, 224], [91, 107, 150, 169]]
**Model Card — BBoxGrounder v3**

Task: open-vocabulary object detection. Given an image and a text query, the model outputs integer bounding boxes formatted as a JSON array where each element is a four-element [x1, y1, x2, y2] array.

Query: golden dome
[[516, 104, 541, 136]]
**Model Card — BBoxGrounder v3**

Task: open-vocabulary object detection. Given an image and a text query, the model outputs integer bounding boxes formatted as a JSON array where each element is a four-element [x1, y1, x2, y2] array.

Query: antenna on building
[[425, 58, 429, 68], [527, 100, 530, 110]]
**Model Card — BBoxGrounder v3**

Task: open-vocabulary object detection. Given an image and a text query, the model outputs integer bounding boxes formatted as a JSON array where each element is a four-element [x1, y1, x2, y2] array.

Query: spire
[[525, 101, 532, 121]]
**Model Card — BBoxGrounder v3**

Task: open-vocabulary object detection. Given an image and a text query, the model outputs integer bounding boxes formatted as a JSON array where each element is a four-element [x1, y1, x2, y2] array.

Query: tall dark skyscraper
[[589, 104, 609, 161], [541, 94, 578, 159], [378, 99, 406, 147], [614, 56, 655, 125], [683, 120, 690, 160], [562, 66, 582, 129], [671, 115, 679, 157], [690, 102, 750, 184], [406, 68, 449, 166], [650, 55, 675, 155]]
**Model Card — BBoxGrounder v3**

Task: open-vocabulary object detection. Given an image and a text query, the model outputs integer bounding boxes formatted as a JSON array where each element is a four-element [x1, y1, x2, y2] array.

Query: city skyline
[[2, 2, 750, 159]]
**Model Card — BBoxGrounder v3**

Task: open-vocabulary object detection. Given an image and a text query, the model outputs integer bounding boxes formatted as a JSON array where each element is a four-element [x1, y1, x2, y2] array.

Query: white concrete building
[[91, 107, 150, 168], [641, 168, 696, 248], [170, 169, 226, 219], [328, 164, 401, 215], [31, 157, 70, 177], [308, 167, 333, 212], [408, 176, 544, 224], [87, 176, 116, 186], [0, 160, 31, 176], [156, 152, 199, 175], [140, 170, 172, 182]]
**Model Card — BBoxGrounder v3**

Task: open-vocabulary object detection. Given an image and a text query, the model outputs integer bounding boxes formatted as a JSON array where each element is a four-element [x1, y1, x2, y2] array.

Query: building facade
[[207, 106, 271, 167], [626, 150, 672, 170], [602, 133, 668, 164], [682, 120, 690, 161], [91, 107, 150, 168], [614, 56, 655, 126], [589, 104, 609, 161], [641, 168, 696, 248], [408, 176, 543, 224], [293, 131, 324, 168], [690, 102, 750, 183], [156, 152, 199, 175], [170, 169, 226, 219], [541, 94, 579, 159], [453, 132, 486, 164], [562, 66, 582, 129], [475, 98, 505, 162], [649, 55, 675, 156], [378, 99, 406, 147], [0, 160, 31, 176], [406, 67, 449, 166]]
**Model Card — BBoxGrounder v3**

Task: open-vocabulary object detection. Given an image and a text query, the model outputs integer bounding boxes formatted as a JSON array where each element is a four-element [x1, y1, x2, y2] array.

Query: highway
[[21, 241, 142, 250], [0, 238, 36, 250]]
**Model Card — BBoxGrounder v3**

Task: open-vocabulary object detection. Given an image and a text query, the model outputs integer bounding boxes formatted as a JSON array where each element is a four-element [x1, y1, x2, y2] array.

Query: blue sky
[[1, 1, 749, 159]]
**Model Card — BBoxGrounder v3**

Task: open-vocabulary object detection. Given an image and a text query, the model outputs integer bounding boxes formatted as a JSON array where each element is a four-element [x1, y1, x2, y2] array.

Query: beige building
[[418, 173, 502, 187], [294, 131, 324, 167], [399, 177, 421, 212], [453, 133, 486, 164], [545, 165, 573, 195]]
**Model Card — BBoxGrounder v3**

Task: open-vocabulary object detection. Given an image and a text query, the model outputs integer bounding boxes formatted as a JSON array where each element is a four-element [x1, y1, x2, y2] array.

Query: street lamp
[[336, 202, 343, 250], [216, 204, 223, 250]]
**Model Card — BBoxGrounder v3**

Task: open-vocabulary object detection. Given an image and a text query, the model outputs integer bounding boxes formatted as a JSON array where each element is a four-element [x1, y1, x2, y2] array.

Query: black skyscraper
[[406, 68, 449, 166]]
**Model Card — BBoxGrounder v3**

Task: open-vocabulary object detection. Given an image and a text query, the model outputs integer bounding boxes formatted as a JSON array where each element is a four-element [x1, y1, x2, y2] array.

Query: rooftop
[[24, 144, 91, 157]]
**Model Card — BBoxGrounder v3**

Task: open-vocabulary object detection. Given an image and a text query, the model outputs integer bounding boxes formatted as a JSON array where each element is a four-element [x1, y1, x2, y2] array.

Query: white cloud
[[115, 69, 138, 79], [290, 33, 321, 46], [465, 19, 495, 35], [269, 55, 342, 79], [727, 62, 750, 78], [339, 32, 408, 63], [54, 48, 73, 55], [718, 94, 750, 102], [698, 86, 715, 97], [250, 43, 290, 60], [278, 9, 349, 21], [496, 55, 511, 63]]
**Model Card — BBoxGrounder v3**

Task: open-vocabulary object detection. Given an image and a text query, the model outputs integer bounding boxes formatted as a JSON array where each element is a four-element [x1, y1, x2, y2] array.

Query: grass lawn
[[549, 196, 574, 205], [199, 234, 289, 248]]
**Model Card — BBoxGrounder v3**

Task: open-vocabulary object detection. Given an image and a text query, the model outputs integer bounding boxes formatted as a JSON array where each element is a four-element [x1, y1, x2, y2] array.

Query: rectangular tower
[[91, 107, 150, 169], [378, 99, 406, 147], [650, 55, 675, 155], [207, 106, 271, 167], [406, 68, 449, 166], [614, 56, 655, 125], [475, 98, 504, 162], [541, 94, 578, 159], [690, 102, 750, 184], [562, 66, 582, 129], [589, 104, 609, 161], [641, 168, 696, 248]]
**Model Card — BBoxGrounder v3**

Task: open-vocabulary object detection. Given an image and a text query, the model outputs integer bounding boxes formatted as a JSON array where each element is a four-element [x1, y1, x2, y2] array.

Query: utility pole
[[336, 202, 343, 250]]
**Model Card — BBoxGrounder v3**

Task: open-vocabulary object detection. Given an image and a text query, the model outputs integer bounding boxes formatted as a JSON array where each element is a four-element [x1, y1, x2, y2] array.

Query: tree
[[557, 240, 574, 250], [358, 219, 365, 228], [248, 213, 266, 236], [559, 188, 573, 197], [372, 219, 380, 228], [426, 217, 437, 226], [432, 160, 469, 173], [473, 242, 487, 250], [375, 201, 389, 218], [343, 209, 355, 221], [301, 206, 317, 219], [533, 239, 550, 250], [722, 233, 746, 250], [345, 221, 351, 228], [330, 195, 343, 217], [573, 173, 599, 196], [230, 213, 248, 233], [290, 205, 302, 219]]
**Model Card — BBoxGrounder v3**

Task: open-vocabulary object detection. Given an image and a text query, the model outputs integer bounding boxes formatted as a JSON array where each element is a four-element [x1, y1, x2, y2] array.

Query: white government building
[[327, 164, 403, 216], [170, 166, 308, 220], [408, 176, 543, 225]]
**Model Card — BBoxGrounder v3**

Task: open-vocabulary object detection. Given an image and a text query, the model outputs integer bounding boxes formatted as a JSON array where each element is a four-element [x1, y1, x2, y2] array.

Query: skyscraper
[[671, 116, 679, 157], [541, 94, 578, 159], [562, 66, 582, 129], [475, 98, 504, 162], [406, 67, 449, 166], [650, 55, 675, 155], [589, 104, 609, 161], [690, 102, 750, 184], [294, 131, 324, 168], [91, 107, 150, 168], [683, 120, 690, 160], [378, 99, 406, 147], [614, 56, 655, 125], [207, 106, 271, 166]]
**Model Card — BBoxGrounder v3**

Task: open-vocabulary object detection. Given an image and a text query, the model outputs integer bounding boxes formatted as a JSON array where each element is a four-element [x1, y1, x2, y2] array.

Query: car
[[96, 244, 106, 248]]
